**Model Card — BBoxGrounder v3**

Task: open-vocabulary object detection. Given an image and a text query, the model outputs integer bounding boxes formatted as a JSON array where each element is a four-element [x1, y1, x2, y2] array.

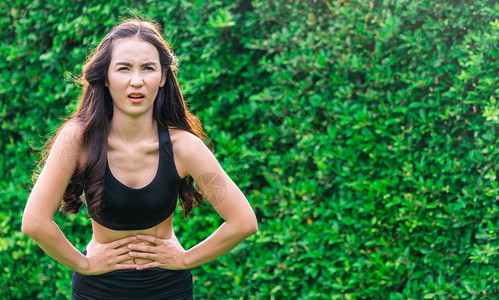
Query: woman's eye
[[144, 66, 154, 71], [118, 67, 129, 71]]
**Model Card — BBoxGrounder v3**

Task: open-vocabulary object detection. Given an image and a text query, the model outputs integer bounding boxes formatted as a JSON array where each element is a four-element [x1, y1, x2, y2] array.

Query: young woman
[[22, 19, 258, 299]]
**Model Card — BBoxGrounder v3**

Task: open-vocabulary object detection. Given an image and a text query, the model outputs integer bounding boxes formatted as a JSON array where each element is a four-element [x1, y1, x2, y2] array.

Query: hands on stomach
[[82, 234, 187, 275], [82, 235, 137, 275], [82, 217, 186, 275], [128, 233, 187, 270]]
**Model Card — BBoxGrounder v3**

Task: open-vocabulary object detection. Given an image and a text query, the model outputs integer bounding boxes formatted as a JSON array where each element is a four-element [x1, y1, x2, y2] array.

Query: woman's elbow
[[21, 216, 42, 238], [21, 219, 34, 236], [21, 221, 33, 237], [250, 218, 259, 235], [242, 216, 258, 237]]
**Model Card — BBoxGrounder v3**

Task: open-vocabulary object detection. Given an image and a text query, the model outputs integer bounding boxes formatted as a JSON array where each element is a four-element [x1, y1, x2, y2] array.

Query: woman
[[22, 19, 258, 299]]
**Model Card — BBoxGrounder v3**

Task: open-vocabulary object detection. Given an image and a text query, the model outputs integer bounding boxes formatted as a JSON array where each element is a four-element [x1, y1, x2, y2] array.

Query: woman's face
[[106, 37, 165, 118]]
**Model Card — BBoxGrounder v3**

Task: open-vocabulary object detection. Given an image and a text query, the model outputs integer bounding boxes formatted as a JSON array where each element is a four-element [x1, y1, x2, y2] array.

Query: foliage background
[[1, 0, 499, 298]]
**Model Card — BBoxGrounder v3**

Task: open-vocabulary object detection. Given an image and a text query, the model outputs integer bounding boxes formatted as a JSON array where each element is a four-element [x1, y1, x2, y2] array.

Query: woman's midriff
[[91, 216, 174, 266]]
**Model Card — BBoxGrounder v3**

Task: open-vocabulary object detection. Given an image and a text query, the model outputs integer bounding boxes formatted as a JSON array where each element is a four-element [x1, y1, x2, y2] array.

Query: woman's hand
[[128, 234, 187, 270], [79, 235, 138, 275]]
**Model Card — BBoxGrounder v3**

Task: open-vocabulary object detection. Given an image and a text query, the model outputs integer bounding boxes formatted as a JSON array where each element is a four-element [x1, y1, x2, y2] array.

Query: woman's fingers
[[114, 243, 137, 256], [136, 234, 163, 245], [114, 263, 139, 270], [108, 236, 137, 249], [136, 261, 160, 270], [114, 252, 135, 263], [127, 236, 187, 270], [129, 250, 155, 259], [127, 242, 154, 252]]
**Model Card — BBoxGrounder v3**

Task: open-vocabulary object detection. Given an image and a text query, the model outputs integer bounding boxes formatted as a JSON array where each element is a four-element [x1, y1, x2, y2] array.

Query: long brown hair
[[50, 18, 209, 218]]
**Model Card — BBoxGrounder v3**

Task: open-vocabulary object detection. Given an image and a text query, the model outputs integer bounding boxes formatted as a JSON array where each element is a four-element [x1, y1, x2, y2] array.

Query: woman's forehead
[[110, 37, 160, 63]]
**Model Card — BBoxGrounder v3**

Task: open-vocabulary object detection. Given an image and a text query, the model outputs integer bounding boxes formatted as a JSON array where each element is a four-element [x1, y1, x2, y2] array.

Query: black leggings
[[71, 250, 193, 299], [71, 268, 193, 300]]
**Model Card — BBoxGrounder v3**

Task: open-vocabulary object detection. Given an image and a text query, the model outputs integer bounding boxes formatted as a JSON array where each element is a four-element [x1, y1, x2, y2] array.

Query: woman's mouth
[[128, 93, 145, 103]]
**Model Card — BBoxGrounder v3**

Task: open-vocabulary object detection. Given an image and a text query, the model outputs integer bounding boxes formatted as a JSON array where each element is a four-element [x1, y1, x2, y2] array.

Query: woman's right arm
[[21, 121, 137, 275]]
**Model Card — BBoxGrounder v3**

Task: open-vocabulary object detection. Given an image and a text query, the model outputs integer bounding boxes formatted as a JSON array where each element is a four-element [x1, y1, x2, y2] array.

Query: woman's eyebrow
[[114, 62, 158, 67]]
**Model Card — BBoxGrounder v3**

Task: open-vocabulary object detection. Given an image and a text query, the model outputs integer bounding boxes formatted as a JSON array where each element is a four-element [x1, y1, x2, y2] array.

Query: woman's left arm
[[129, 133, 258, 269]]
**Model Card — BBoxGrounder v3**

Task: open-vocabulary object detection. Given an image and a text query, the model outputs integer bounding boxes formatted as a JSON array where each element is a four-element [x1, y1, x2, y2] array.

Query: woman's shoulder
[[169, 128, 212, 174], [57, 119, 84, 145], [53, 119, 85, 164], [169, 127, 206, 150]]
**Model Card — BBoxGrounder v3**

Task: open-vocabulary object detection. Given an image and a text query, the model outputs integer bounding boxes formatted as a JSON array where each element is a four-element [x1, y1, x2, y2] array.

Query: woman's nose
[[130, 71, 144, 87]]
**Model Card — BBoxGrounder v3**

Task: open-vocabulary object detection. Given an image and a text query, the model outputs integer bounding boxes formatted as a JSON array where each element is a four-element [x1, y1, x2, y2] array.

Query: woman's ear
[[105, 79, 109, 87], [160, 75, 166, 87]]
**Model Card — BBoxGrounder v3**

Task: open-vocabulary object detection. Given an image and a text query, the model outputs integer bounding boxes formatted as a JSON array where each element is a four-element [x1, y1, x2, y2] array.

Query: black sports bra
[[90, 124, 181, 231]]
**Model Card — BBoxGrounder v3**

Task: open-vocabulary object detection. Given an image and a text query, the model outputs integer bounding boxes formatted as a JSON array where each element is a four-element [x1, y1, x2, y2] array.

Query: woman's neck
[[109, 114, 157, 144]]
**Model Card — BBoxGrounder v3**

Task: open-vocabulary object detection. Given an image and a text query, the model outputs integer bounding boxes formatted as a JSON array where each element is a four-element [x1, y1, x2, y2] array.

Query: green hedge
[[1, 0, 498, 298]]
